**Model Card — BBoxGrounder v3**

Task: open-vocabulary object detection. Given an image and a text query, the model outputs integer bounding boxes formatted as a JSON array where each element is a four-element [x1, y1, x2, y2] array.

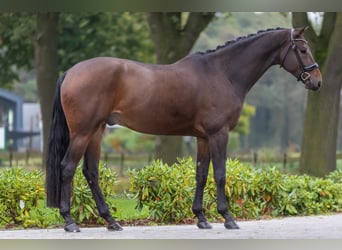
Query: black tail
[[46, 72, 69, 208]]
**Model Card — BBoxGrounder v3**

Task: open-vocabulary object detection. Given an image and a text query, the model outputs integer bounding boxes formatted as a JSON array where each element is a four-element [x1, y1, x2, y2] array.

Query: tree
[[57, 13, 154, 69], [0, 12, 155, 166], [0, 13, 35, 88], [35, 13, 59, 166], [146, 12, 215, 165], [292, 12, 342, 176]]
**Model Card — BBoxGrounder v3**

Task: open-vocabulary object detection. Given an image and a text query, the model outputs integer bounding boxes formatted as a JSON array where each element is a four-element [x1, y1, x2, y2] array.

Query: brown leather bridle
[[280, 29, 319, 83]]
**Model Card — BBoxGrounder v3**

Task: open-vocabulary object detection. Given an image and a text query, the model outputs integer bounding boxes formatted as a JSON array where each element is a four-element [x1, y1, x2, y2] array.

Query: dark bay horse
[[46, 27, 322, 232]]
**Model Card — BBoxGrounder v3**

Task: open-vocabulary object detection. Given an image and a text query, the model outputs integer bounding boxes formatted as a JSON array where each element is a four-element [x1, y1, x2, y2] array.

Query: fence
[[232, 152, 299, 170], [2, 150, 342, 172], [102, 152, 152, 176], [0, 150, 42, 168], [0, 150, 152, 175]]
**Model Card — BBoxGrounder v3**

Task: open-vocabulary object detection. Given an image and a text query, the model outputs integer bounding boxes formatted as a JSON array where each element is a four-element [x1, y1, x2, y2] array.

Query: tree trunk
[[293, 12, 342, 176], [147, 12, 214, 165], [35, 13, 59, 168]]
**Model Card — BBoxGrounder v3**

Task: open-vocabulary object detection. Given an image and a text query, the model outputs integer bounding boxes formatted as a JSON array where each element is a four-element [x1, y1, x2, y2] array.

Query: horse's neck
[[210, 31, 286, 98]]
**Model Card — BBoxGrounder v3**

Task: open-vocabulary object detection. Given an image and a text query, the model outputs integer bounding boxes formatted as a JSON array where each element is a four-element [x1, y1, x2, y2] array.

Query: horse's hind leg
[[82, 124, 122, 231], [60, 136, 89, 232]]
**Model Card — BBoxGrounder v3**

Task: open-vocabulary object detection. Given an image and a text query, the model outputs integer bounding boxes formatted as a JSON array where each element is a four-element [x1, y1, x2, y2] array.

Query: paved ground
[[2, 213, 342, 239]]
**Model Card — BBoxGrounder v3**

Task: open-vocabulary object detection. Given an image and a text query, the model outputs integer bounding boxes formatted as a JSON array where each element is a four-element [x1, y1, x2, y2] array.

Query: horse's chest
[[200, 91, 243, 132]]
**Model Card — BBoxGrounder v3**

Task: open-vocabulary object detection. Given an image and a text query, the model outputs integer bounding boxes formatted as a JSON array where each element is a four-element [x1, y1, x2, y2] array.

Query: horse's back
[[60, 57, 203, 134]]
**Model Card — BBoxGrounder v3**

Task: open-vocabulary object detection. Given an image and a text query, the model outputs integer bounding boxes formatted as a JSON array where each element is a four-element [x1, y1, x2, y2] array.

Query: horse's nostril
[[318, 81, 321, 88]]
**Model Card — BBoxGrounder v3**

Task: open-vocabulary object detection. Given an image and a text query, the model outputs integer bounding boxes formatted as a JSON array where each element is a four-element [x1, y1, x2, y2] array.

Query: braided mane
[[197, 27, 285, 55]]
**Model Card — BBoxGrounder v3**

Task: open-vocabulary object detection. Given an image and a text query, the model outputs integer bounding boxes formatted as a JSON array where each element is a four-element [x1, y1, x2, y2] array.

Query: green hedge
[[0, 167, 45, 227], [2, 159, 342, 228], [129, 158, 195, 223], [0, 163, 118, 228], [71, 163, 118, 224], [129, 158, 342, 223]]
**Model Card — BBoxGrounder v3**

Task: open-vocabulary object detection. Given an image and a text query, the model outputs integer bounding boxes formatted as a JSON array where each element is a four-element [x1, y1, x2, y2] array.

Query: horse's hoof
[[224, 220, 240, 229], [64, 223, 81, 232], [197, 221, 213, 229], [107, 222, 123, 231]]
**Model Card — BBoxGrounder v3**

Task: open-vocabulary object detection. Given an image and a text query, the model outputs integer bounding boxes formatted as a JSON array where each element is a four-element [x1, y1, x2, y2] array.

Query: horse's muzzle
[[302, 68, 322, 91], [305, 78, 322, 91]]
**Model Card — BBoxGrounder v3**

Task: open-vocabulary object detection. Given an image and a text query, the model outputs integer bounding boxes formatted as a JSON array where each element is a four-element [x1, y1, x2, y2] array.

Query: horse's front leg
[[209, 130, 239, 229], [192, 138, 211, 229]]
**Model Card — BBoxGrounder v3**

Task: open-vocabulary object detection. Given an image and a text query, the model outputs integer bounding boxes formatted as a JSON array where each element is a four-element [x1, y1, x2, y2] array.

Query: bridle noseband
[[280, 29, 319, 83]]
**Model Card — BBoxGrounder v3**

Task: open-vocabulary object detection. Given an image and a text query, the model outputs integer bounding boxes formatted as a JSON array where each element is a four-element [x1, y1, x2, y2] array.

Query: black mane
[[196, 27, 285, 55]]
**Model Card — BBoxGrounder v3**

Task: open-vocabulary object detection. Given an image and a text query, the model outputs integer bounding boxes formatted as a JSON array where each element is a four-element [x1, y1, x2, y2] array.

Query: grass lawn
[[113, 196, 149, 221]]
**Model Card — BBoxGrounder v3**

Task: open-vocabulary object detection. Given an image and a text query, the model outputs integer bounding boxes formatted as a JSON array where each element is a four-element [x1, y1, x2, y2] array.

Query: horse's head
[[280, 27, 322, 91]]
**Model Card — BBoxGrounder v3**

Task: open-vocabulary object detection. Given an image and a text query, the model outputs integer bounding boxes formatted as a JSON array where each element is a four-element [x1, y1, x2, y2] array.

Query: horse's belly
[[108, 110, 194, 136]]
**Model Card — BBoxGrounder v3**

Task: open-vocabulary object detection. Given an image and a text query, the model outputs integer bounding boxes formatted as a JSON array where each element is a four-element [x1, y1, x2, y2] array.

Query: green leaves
[[129, 158, 342, 224], [2, 159, 342, 228], [0, 13, 35, 87], [58, 13, 155, 71], [0, 163, 119, 228], [129, 158, 195, 223], [70, 163, 118, 225], [0, 167, 44, 226], [234, 103, 256, 135], [0, 13, 155, 87]]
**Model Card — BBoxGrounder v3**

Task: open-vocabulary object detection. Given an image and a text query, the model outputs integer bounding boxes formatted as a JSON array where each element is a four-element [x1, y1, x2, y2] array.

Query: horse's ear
[[294, 26, 309, 37]]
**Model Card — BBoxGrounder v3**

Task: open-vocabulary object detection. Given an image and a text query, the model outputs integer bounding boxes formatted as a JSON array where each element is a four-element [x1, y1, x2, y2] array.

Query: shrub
[[0, 167, 45, 227], [0, 163, 119, 228], [327, 169, 342, 183], [129, 158, 342, 224], [223, 161, 288, 218], [129, 158, 195, 223], [70, 162, 119, 224]]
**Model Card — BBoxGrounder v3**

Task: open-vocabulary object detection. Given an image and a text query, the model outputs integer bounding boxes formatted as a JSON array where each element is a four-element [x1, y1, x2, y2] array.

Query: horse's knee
[[195, 174, 208, 186], [217, 205, 228, 215], [214, 175, 226, 188], [192, 205, 203, 215]]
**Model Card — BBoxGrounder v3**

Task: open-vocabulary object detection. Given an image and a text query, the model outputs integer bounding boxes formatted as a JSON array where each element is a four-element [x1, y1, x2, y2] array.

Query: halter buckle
[[300, 72, 311, 82]]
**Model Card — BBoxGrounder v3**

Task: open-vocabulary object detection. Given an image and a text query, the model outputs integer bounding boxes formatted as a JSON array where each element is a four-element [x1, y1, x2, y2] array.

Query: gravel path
[[2, 213, 342, 239]]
